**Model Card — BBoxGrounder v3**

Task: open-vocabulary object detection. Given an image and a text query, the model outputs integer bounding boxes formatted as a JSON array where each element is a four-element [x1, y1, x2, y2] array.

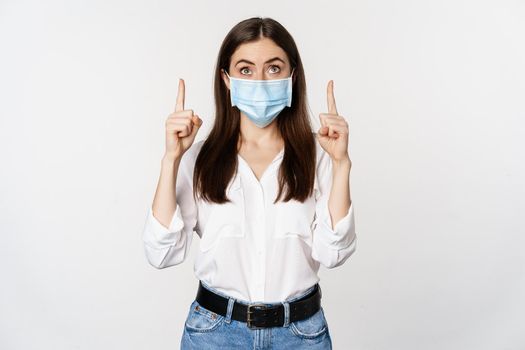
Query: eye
[[269, 65, 281, 74], [240, 67, 251, 75]]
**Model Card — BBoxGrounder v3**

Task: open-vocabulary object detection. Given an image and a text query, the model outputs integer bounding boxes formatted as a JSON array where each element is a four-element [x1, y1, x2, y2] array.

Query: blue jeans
[[180, 281, 332, 349]]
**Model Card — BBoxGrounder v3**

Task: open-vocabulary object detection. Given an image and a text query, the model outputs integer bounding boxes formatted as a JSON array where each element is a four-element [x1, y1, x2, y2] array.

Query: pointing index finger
[[175, 78, 185, 112], [327, 80, 338, 115]]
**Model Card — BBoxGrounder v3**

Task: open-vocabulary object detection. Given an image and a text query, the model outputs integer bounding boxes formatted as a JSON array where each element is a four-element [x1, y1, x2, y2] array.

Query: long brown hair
[[194, 17, 316, 204]]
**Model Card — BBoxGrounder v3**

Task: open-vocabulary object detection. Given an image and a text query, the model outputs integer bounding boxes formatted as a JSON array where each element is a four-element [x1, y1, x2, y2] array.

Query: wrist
[[332, 156, 352, 169], [161, 153, 182, 167]]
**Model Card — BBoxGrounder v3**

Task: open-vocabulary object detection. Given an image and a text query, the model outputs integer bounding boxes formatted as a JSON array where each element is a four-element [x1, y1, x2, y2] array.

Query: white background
[[1, 0, 523, 349]]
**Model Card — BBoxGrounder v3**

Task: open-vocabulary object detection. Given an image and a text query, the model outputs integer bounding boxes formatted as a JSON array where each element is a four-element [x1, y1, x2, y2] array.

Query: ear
[[221, 69, 231, 90]]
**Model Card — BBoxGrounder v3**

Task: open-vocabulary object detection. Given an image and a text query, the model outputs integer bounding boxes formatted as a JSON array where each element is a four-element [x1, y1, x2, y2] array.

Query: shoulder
[[179, 139, 205, 174], [185, 139, 205, 159], [311, 131, 329, 168], [311, 132, 332, 197]]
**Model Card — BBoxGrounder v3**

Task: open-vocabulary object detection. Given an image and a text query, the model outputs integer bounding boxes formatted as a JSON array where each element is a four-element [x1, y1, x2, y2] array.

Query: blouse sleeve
[[311, 147, 357, 268], [141, 149, 198, 269]]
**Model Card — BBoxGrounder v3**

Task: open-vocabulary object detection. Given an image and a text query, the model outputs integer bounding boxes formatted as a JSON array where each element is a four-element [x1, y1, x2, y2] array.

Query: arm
[[141, 153, 197, 269], [311, 149, 357, 269], [329, 157, 352, 229]]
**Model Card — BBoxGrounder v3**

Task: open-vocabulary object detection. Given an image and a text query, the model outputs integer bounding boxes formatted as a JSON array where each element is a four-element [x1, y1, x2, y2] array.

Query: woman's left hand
[[316, 80, 351, 164]]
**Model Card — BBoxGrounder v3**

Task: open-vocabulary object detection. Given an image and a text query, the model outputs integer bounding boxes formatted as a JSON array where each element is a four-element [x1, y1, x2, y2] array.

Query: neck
[[238, 112, 283, 150]]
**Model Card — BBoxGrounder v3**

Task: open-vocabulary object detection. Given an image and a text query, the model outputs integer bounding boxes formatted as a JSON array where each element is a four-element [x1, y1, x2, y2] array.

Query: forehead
[[230, 37, 289, 65]]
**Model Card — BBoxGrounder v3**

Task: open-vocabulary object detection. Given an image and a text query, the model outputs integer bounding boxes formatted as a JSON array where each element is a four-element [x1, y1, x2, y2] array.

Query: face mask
[[224, 68, 294, 128]]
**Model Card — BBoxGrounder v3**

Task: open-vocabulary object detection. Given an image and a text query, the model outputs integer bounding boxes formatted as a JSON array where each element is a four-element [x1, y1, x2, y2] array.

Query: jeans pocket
[[184, 300, 225, 333], [288, 307, 329, 339]]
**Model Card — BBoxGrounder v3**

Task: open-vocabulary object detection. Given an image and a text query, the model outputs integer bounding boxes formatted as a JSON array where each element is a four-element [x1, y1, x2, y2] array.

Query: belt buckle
[[247, 303, 267, 329]]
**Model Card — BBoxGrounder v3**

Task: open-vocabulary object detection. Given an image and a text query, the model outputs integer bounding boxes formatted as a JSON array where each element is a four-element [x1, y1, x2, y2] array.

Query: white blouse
[[142, 134, 357, 303]]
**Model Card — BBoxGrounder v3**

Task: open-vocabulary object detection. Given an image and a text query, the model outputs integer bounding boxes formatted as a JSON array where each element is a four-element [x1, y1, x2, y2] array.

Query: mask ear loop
[[222, 68, 230, 80]]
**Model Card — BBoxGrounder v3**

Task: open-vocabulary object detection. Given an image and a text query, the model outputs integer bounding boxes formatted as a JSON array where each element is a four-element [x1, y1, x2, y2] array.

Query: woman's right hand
[[164, 78, 203, 161]]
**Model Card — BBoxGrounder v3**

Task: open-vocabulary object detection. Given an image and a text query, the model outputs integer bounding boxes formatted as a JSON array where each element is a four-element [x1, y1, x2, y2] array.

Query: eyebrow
[[234, 57, 286, 66]]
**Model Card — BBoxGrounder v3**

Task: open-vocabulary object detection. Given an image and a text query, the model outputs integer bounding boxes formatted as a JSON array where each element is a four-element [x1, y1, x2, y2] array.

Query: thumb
[[190, 115, 203, 136], [317, 126, 329, 138]]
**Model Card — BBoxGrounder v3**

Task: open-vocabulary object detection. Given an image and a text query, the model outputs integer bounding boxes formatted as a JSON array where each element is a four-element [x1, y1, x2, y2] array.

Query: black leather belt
[[195, 281, 322, 329]]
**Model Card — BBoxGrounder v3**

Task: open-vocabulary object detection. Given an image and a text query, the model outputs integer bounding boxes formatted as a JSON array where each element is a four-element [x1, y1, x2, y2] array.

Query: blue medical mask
[[224, 68, 294, 128]]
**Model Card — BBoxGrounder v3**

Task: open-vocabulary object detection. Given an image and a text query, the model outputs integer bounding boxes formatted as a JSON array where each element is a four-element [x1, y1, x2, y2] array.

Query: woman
[[142, 16, 357, 349]]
